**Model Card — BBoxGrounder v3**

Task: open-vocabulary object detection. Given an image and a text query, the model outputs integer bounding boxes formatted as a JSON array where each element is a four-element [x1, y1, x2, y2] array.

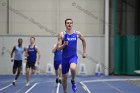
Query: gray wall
[[4, 0, 104, 36], [0, 0, 105, 75], [0, 0, 7, 35]]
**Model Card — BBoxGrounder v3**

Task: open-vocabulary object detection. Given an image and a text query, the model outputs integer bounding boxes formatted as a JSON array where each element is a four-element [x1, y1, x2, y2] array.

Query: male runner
[[11, 38, 26, 85], [25, 36, 40, 86], [57, 18, 87, 93], [52, 44, 62, 84]]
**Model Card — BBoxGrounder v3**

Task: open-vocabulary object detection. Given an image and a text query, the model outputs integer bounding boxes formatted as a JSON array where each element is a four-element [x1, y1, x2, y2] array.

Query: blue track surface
[[0, 75, 140, 93]]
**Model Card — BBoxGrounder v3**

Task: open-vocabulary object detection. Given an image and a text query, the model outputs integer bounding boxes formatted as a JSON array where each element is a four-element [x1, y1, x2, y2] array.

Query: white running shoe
[[26, 82, 30, 86]]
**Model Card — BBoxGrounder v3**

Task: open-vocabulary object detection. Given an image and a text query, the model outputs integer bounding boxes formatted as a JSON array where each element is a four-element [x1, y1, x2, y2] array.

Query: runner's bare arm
[[52, 44, 57, 53], [11, 46, 16, 58], [57, 32, 68, 50], [36, 47, 41, 65], [77, 31, 87, 58]]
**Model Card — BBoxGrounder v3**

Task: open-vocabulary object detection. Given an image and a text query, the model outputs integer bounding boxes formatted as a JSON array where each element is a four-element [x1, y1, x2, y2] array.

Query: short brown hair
[[30, 36, 35, 41], [65, 18, 73, 24]]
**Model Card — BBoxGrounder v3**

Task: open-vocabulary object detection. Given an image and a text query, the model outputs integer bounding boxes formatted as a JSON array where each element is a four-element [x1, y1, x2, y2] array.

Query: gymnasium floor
[[0, 75, 140, 93]]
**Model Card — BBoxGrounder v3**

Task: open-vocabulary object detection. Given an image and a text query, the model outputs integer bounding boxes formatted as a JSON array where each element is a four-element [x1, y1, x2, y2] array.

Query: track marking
[[82, 78, 140, 83], [0, 80, 11, 83], [0, 84, 12, 91], [25, 83, 38, 93], [80, 82, 91, 93], [103, 81, 125, 93], [56, 83, 60, 93], [15, 77, 38, 93], [81, 78, 140, 93]]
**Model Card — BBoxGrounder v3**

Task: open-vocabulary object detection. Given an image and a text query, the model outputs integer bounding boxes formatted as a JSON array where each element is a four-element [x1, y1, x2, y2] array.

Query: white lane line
[[82, 78, 140, 83], [103, 81, 125, 93], [80, 82, 91, 93], [0, 84, 12, 91], [25, 83, 38, 93], [81, 78, 140, 93], [0, 80, 11, 83], [56, 83, 60, 93], [15, 77, 38, 93]]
